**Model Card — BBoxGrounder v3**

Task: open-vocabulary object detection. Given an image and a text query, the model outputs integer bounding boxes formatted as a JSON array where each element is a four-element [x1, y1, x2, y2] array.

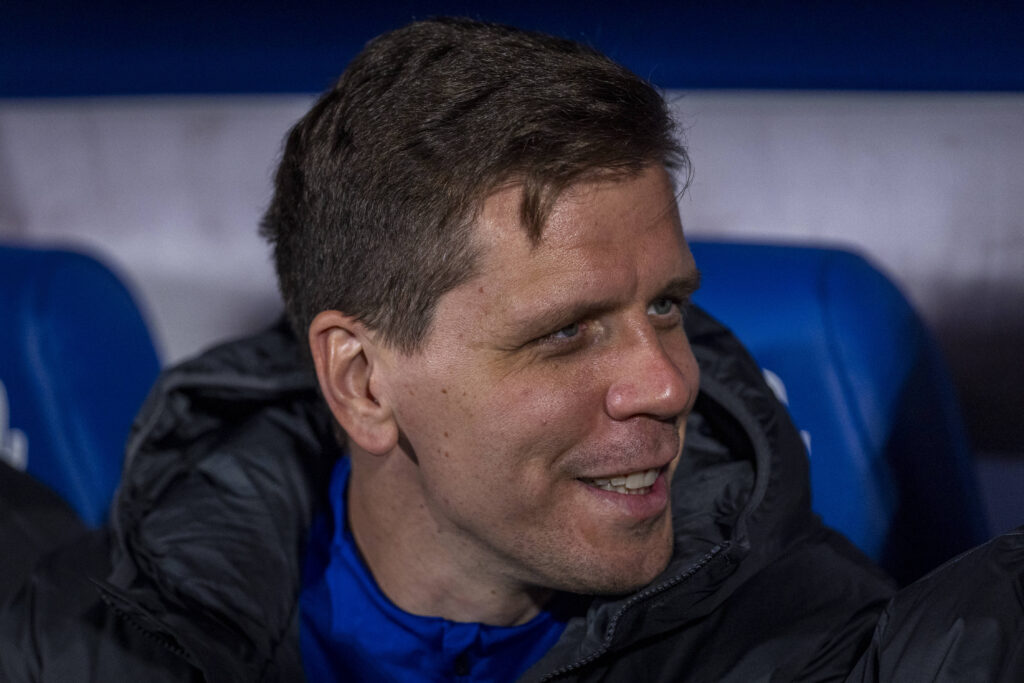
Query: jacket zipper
[[537, 543, 729, 681]]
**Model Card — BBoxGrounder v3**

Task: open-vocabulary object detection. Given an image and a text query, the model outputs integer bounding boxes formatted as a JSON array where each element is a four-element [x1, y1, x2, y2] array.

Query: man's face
[[380, 165, 700, 595]]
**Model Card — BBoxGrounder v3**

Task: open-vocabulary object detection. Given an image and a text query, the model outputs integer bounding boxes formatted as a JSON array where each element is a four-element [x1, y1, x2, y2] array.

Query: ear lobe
[[308, 311, 398, 455]]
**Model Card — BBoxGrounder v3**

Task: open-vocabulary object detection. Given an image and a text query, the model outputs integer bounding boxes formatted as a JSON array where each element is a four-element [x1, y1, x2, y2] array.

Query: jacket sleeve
[[0, 462, 88, 607], [0, 531, 204, 683], [845, 526, 1024, 682]]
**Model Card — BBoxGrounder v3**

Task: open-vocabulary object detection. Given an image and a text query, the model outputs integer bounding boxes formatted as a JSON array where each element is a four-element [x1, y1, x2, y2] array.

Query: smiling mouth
[[580, 467, 660, 495]]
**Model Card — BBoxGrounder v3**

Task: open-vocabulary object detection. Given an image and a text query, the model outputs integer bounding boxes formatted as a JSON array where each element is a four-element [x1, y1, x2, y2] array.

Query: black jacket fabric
[[1, 308, 1020, 682]]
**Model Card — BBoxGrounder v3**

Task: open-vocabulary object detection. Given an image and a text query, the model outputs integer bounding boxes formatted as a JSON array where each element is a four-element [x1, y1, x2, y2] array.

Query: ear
[[308, 310, 398, 455]]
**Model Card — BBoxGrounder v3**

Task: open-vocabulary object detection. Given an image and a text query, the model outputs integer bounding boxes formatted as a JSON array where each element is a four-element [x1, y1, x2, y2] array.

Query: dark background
[[5, 1, 1024, 97]]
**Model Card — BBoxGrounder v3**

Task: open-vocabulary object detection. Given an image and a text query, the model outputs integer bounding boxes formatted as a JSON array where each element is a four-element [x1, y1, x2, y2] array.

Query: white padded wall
[[0, 96, 305, 361]]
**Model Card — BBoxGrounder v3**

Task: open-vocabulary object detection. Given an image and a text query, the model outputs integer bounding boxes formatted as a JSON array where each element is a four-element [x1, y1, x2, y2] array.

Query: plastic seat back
[[689, 240, 987, 583], [0, 245, 160, 526]]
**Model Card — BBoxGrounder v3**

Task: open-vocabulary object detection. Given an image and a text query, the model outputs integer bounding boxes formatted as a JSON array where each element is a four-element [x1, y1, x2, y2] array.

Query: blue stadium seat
[[0, 245, 160, 527], [689, 240, 989, 583]]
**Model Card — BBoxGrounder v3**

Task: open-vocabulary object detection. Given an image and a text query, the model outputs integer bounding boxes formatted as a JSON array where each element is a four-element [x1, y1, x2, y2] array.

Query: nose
[[605, 331, 697, 422]]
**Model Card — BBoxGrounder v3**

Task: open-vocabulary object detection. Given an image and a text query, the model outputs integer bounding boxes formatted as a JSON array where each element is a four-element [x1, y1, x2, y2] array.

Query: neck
[[346, 450, 552, 626]]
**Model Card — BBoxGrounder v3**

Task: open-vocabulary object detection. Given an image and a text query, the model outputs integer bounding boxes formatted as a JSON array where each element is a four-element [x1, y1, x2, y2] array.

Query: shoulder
[[0, 530, 201, 682], [848, 526, 1024, 681]]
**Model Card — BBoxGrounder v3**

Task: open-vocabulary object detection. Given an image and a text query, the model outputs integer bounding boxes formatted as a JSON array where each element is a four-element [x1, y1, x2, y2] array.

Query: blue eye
[[551, 322, 580, 339], [648, 298, 677, 316]]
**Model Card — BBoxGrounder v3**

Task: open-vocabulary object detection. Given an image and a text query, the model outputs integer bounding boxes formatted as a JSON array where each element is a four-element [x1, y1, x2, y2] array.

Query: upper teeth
[[587, 468, 659, 494]]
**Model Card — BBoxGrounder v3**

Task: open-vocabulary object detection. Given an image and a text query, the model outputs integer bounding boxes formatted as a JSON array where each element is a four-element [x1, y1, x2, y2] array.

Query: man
[[2, 16, 1022, 683], [260, 18, 891, 678]]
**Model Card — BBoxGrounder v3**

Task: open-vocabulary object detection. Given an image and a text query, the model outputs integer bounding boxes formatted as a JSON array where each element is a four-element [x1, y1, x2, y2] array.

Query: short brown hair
[[261, 17, 688, 353]]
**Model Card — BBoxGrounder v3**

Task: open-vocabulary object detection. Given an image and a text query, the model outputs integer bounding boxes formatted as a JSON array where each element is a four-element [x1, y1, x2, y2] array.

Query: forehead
[[476, 167, 686, 283], [479, 168, 681, 250]]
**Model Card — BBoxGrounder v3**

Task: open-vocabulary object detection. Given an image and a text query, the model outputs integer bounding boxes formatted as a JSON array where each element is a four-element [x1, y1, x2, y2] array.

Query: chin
[[594, 551, 673, 595], [552, 531, 675, 597]]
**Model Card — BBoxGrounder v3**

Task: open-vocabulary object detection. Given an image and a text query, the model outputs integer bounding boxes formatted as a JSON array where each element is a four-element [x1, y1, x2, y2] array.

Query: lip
[[577, 443, 680, 480], [579, 462, 667, 481], [577, 467, 671, 521], [575, 419, 685, 480]]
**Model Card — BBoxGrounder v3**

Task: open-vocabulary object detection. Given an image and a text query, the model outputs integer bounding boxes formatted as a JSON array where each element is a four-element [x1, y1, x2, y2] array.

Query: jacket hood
[[104, 319, 339, 681]]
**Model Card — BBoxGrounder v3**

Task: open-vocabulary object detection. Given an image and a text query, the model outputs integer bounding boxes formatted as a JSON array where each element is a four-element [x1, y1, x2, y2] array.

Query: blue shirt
[[300, 458, 578, 682]]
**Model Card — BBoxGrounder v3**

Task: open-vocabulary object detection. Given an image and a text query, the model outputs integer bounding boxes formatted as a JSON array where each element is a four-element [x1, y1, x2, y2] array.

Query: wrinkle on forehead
[[477, 165, 683, 251], [539, 173, 682, 249]]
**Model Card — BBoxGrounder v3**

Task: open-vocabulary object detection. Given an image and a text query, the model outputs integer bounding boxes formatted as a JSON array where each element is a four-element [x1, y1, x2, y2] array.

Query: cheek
[[394, 363, 606, 514], [390, 373, 477, 463], [487, 374, 604, 460]]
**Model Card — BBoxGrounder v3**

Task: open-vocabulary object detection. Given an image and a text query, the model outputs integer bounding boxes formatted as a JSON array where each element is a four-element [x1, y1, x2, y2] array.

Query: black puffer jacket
[[1, 308, 1020, 681]]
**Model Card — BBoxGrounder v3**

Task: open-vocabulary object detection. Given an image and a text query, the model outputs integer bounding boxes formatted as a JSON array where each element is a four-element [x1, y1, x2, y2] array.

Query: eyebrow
[[503, 267, 703, 346], [660, 269, 702, 302]]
